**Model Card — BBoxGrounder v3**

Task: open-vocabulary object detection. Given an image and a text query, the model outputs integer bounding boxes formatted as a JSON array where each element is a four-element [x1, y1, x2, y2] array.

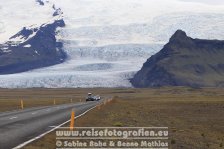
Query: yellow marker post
[[54, 99, 56, 105], [20, 100, 24, 110], [70, 99, 73, 103], [70, 110, 75, 130]]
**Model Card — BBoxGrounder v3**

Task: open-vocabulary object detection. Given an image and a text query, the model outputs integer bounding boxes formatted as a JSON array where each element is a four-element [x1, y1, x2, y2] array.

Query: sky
[[180, 0, 224, 5]]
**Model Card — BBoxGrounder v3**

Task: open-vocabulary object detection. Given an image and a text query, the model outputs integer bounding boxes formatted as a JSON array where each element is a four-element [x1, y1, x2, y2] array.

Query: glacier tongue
[[0, 44, 161, 88], [63, 44, 160, 61]]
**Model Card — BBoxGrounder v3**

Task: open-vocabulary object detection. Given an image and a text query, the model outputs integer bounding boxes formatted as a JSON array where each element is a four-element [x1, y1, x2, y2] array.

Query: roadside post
[[70, 109, 75, 130], [20, 100, 24, 110]]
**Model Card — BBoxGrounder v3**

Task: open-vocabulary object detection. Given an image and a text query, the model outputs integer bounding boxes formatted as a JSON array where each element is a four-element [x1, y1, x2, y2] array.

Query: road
[[0, 101, 101, 149]]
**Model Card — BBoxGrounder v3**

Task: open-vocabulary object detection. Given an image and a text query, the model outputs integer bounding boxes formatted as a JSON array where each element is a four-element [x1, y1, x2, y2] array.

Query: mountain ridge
[[131, 30, 224, 88], [0, 19, 66, 74]]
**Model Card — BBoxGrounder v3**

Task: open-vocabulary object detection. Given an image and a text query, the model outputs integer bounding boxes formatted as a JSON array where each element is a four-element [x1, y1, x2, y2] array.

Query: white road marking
[[49, 126, 57, 128], [46, 109, 51, 112], [13, 104, 98, 149], [31, 112, 37, 115], [9, 116, 18, 120]]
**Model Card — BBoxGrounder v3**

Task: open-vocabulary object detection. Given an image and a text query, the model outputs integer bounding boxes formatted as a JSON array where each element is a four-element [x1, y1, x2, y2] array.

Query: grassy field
[[0, 88, 113, 112], [0, 87, 224, 149]]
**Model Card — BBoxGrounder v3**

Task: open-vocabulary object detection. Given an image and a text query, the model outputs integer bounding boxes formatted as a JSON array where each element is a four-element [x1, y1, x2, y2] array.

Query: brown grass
[[0, 88, 113, 112], [0, 87, 223, 149]]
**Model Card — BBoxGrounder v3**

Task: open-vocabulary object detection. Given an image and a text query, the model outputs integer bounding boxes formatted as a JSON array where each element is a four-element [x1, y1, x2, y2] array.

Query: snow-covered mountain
[[0, 0, 224, 88], [0, 0, 66, 74]]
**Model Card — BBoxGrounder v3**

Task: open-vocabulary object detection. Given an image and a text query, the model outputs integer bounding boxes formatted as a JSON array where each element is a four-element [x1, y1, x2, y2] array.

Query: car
[[86, 93, 101, 102], [86, 97, 95, 101], [94, 95, 101, 101]]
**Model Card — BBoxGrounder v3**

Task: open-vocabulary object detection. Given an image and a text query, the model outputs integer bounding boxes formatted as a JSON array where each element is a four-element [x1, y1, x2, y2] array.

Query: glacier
[[0, 0, 224, 88]]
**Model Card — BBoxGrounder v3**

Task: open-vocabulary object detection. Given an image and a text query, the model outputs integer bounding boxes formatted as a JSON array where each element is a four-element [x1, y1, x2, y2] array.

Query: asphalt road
[[0, 101, 101, 149]]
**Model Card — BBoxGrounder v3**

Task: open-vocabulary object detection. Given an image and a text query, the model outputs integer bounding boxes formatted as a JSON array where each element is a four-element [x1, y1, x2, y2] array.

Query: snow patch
[[1, 47, 11, 53], [0, 0, 55, 43], [34, 50, 40, 55], [23, 44, 31, 48]]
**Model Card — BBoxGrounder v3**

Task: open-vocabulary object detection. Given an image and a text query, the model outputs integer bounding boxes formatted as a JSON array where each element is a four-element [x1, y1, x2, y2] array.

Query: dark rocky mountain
[[0, 19, 66, 74], [53, 8, 63, 16], [36, 0, 44, 6], [131, 30, 224, 87]]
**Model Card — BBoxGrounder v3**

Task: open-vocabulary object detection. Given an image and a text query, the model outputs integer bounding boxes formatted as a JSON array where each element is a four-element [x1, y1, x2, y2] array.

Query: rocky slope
[[0, 0, 66, 75], [131, 30, 224, 87], [0, 19, 66, 74]]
